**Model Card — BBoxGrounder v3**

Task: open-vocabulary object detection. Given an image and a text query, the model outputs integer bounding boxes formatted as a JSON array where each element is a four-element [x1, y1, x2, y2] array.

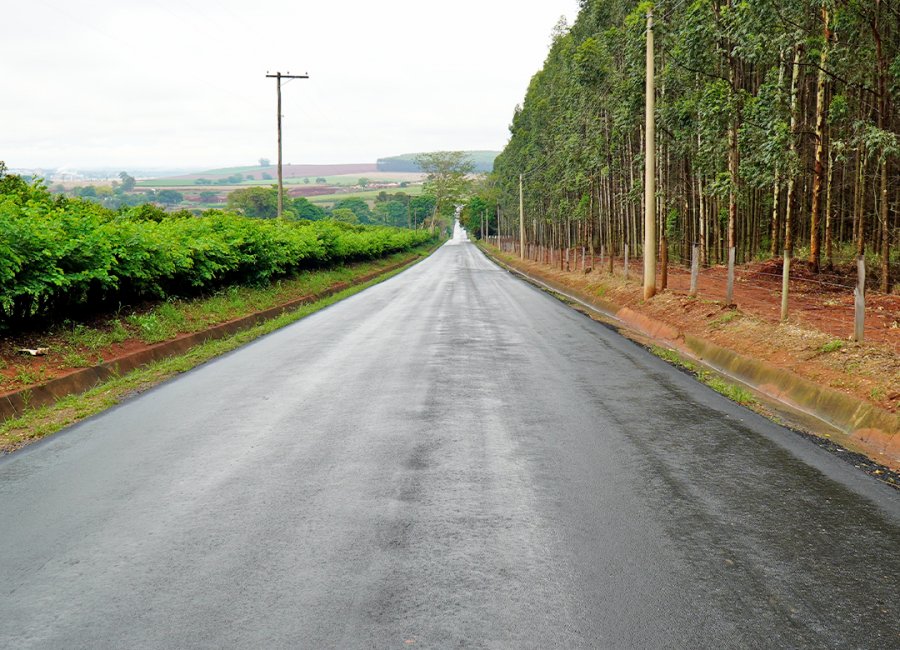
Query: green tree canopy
[[227, 186, 278, 219], [415, 151, 475, 230], [292, 197, 327, 221], [156, 189, 183, 206], [330, 208, 358, 224], [118, 172, 136, 192], [332, 197, 373, 223]]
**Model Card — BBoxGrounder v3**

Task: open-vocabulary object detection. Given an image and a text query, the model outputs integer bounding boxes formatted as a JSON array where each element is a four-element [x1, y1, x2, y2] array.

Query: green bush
[[0, 175, 434, 328]]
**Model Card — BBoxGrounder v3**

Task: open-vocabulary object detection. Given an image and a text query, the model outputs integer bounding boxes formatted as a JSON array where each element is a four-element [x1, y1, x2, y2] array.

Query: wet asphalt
[[1, 238, 898, 649]]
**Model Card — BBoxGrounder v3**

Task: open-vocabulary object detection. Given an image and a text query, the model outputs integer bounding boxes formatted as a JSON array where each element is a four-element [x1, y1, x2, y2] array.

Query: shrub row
[[0, 178, 435, 327]]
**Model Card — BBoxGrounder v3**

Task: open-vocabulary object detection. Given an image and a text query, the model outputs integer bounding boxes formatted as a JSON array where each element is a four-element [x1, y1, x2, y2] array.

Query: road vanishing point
[[1, 233, 898, 648]]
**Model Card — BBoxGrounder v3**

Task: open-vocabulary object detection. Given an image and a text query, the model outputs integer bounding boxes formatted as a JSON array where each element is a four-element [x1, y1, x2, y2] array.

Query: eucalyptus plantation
[[482, 0, 898, 291]]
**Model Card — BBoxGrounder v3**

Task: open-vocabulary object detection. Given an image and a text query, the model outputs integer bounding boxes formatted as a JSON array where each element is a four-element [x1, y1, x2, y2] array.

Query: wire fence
[[487, 235, 899, 349]]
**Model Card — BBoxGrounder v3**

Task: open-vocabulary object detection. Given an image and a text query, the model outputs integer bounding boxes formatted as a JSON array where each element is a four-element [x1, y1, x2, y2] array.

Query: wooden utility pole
[[265, 71, 309, 218], [519, 173, 525, 259], [643, 7, 657, 299]]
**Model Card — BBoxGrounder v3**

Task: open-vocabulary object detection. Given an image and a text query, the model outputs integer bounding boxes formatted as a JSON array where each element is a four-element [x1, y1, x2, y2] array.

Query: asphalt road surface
[[1, 235, 898, 649]]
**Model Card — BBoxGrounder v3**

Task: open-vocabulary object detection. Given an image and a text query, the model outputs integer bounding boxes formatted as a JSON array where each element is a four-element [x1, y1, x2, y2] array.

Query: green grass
[[126, 303, 186, 344], [62, 352, 91, 368], [710, 310, 740, 327], [650, 345, 758, 408], [650, 345, 698, 373], [0, 248, 437, 452], [702, 375, 758, 407], [63, 320, 129, 351], [820, 339, 844, 353], [13, 366, 37, 386], [307, 185, 425, 206]]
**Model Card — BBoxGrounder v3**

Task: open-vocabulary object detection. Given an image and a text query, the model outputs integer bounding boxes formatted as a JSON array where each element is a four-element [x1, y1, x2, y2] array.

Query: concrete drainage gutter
[[482, 247, 899, 467], [0, 255, 421, 421]]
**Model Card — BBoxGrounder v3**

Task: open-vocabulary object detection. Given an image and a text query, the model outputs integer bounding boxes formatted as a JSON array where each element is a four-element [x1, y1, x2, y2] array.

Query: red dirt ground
[[548, 249, 898, 351]]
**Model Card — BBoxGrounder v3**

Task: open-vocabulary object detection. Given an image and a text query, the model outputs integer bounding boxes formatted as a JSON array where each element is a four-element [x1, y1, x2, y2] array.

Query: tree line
[[226, 186, 436, 228], [478, 0, 898, 291]]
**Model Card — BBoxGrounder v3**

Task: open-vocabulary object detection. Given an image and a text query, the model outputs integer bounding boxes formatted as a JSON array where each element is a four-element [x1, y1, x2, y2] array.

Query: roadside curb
[[0, 254, 423, 421], [480, 246, 899, 467]]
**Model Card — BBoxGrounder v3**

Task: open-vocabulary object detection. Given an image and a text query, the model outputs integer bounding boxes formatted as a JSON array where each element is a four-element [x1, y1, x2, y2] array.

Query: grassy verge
[[0, 250, 433, 453], [651, 345, 759, 408]]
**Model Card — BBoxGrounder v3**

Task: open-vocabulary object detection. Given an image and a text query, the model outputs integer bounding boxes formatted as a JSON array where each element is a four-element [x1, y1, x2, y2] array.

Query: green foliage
[[118, 172, 136, 192], [703, 375, 759, 407], [330, 208, 359, 224], [0, 171, 436, 329], [460, 177, 500, 237], [292, 196, 327, 221], [820, 340, 844, 353], [416, 151, 475, 230], [227, 186, 278, 219], [490, 0, 898, 271], [374, 200, 409, 227], [156, 189, 184, 206], [331, 197, 373, 223], [710, 310, 740, 327]]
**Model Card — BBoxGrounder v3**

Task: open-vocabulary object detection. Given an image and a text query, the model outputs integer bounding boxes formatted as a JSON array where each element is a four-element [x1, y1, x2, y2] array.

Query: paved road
[[1, 238, 898, 648]]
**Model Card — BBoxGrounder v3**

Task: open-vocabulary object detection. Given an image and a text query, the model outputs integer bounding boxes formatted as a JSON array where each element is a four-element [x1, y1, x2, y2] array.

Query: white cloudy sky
[[1, 0, 578, 170]]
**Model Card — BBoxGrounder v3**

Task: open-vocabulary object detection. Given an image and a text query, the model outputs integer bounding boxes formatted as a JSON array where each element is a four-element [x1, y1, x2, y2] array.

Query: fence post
[[581, 246, 586, 272], [780, 252, 790, 322], [726, 247, 736, 304], [660, 235, 668, 291], [624, 244, 629, 279], [854, 255, 865, 342], [689, 243, 699, 297]]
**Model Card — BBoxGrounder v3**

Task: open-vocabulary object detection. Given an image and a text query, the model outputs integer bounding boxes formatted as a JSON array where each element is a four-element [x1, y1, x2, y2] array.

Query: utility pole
[[643, 8, 657, 299], [519, 173, 525, 259], [265, 71, 309, 218]]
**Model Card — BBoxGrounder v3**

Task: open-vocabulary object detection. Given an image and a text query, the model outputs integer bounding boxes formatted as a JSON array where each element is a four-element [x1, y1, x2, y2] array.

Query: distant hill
[[377, 151, 499, 173], [152, 163, 377, 183]]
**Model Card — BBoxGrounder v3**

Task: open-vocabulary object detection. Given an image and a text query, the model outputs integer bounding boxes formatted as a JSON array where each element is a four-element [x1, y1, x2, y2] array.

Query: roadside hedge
[[0, 176, 435, 327]]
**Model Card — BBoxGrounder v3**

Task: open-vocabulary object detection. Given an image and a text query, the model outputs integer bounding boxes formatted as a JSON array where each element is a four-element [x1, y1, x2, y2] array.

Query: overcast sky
[[1, 1, 578, 171]]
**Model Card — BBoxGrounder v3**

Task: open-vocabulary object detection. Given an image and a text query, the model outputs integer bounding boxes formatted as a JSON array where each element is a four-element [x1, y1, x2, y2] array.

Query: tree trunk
[[824, 145, 835, 269], [808, 7, 830, 273], [784, 45, 803, 258]]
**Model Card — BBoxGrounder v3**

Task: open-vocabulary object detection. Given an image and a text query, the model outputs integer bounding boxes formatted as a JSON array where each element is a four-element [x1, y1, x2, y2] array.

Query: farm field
[[139, 171, 423, 189], [306, 184, 425, 207]]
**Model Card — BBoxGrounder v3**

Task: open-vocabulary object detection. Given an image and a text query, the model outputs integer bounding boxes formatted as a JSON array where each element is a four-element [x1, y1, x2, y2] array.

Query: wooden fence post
[[780, 252, 790, 322], [624, 244, 629, 279], [726, 247, 736, 304], [854, 256, 865, 342], [689, 243, 699, 297], [660, 235, 668, 290]]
